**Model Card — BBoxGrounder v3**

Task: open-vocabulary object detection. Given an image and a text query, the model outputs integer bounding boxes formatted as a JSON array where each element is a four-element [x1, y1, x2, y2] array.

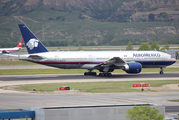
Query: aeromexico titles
[[5, 24, 176, 76]]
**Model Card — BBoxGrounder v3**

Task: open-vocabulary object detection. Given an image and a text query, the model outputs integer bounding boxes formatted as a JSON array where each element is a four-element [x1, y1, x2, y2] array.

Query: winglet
[[16, 40, 23, 47], [18, 24, 49, 54]]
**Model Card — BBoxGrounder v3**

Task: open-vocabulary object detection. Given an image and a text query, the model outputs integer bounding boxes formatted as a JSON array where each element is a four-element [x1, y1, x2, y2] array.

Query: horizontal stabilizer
[[3, 54, 19, 58]]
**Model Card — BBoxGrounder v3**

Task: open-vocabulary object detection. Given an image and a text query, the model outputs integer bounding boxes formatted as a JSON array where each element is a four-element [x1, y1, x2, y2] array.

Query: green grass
[[0, 69, 89, 75], [168, 100, 179, 102], [0, 67, 178, 75], [0, 60, 35, 66], [18, 80, 179, 93]]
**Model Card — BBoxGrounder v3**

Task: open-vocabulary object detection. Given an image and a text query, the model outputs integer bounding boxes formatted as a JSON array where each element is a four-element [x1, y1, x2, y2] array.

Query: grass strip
[[168, 100, 179, 102], [0, 60, 35, 66], [18, 80, 179, 93], [0, 68, 179, 75]]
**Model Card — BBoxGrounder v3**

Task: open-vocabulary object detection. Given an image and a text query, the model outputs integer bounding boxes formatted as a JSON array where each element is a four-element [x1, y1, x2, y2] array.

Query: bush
[[126, 105, 164, 120]]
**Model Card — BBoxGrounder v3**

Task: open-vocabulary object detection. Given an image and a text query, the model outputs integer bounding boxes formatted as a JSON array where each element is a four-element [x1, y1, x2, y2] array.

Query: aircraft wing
[[95, 57, 126, 68], [81, 57, 126, 69]]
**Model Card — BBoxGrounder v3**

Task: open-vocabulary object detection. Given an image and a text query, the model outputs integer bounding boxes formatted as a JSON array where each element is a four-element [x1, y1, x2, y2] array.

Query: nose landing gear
[[160, 67, 164, 75]]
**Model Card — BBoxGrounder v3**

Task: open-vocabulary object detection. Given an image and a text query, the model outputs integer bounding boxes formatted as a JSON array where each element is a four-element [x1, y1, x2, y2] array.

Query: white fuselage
[[19, 50, 176, 70]]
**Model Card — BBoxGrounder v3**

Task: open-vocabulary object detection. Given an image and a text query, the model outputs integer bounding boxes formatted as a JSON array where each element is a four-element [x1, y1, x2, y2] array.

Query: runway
[[0, 72, 179, 81], [0, 73, 179, 115]]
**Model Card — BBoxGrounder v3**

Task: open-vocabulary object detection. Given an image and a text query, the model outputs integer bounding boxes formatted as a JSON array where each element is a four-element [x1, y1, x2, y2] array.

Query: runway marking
[[43, 102, 52, 107], [114, 99, 132, 102], [140, 94, 163, 96]]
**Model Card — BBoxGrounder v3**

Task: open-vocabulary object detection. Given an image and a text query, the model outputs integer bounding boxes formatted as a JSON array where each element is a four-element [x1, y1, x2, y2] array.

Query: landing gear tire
[[84, 72, 97, 76], [99, 73, 112, 77], [160, 67, 164, 75], [92, 72, 96, 75]]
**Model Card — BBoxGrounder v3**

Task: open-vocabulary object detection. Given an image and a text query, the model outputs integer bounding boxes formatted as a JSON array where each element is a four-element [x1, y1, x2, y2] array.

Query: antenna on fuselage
[[154, 48, 157, 51]]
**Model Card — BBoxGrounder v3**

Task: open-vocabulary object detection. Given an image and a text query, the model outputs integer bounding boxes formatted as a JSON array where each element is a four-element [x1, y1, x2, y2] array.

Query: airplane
[[5, 24, 176, 76], [0, 40, 23, 54]]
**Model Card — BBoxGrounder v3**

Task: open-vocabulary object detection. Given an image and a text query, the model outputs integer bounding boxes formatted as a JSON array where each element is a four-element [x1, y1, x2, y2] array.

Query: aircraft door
[[162, 54, 165, 61], [88, 55, 95, 62], [54, 55, 59, 61]]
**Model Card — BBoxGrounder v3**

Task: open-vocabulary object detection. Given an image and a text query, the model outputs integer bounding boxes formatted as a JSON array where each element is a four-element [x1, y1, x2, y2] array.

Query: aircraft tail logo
[[18, 24, 49, 54], [26, 39, 39, 50]]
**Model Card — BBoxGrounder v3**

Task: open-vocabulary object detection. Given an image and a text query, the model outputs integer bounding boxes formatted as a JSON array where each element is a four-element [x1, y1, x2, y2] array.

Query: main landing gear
[[99, 73, 112, 76], [84, 72, 112, 76], [84, 68, 113, 76], [160, 67, 164, 75], [84, 71, 97, 76], [84, 70, 112, 76]]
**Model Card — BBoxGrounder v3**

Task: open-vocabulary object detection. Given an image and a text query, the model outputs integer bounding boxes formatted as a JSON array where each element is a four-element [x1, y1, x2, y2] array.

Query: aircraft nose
[[174, 58, 177, 62], [172, 58, 177, 64]]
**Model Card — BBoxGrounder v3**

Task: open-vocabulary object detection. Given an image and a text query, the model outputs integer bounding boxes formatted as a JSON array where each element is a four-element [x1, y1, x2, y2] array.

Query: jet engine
[[124, 62, 142, 73]]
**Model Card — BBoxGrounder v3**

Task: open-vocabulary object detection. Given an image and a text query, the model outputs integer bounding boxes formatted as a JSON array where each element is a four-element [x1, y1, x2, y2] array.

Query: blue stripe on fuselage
[[34, 62, 103, 65], [139, 61, 175, 66], [34, 61, 175, 66]]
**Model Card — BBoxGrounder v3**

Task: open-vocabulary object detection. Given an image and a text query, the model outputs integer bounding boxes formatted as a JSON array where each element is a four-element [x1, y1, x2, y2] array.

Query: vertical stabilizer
[[18, 24, 49, 54], [16, 40, 23, 48]]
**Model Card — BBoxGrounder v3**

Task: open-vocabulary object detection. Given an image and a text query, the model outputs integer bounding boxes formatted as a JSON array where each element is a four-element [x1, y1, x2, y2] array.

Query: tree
[[138, 42, 150, 51], [150, 41, 160, 51], [159, 12, 168, 18], [176, 52, 178, 59], [160, 47, 166, 52], [160, 43, 169, 52], [77, 45, 83, 51], [57, 47, 61, 50], [164, 43, 169, 50], [148, 13, 155, 22], [126, 105, 164, 120], [126, 41, 133, 50]]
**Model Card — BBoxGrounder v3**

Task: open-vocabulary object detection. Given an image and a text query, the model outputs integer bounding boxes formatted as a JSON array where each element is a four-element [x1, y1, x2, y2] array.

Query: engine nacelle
[[124, 62, 142, 73]]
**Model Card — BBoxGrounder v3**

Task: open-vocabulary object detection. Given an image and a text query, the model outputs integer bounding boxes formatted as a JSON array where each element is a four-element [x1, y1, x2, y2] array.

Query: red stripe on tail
[[16, 40, 23, 47]]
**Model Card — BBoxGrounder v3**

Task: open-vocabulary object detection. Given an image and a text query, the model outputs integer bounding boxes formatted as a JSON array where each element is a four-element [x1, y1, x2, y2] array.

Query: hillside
[[0, 0, 179, 47]]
